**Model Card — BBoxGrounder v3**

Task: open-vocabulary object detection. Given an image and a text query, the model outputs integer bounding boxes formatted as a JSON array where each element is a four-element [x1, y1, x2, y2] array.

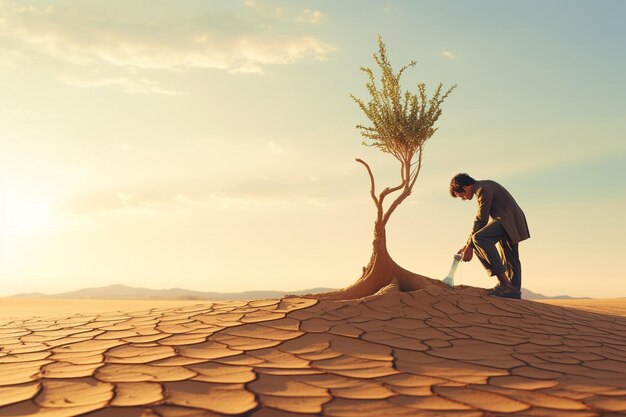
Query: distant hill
[[10, 284, 335, 301], [10, 283, 588, 301], [521, 288, 590, 300]]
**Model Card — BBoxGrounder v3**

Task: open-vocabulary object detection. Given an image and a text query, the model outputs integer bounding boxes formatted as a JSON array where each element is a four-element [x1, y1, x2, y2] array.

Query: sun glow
[[0, 192, 53, 236]]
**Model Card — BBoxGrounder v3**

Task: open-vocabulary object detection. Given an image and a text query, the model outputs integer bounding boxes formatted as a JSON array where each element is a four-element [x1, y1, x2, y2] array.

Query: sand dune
[[0, 287, 624, 416], [0, 299, 220, 321], [539, 298, 626, 317]]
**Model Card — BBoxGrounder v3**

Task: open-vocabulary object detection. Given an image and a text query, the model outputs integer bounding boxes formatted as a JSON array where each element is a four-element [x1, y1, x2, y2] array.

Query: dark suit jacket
[[468, 180, 530, 245]]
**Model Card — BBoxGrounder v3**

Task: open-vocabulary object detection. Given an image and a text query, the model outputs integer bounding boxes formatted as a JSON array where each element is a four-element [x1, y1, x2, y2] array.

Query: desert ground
[[0, 289, 624, 416]]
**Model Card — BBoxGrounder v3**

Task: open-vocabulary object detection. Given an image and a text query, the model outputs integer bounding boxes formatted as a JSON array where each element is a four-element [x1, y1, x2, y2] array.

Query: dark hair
[[449, 173, 475, 197]]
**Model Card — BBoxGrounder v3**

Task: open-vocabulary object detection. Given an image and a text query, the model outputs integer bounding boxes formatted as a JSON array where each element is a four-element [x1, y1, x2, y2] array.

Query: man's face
[[454, 185, 474, 200]]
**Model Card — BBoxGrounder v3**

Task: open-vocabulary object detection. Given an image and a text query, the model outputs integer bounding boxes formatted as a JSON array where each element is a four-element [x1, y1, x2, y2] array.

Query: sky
[[0, 0, 624, 298]]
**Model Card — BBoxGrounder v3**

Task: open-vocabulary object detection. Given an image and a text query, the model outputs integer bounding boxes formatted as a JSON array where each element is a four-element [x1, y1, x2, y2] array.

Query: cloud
[[218, 36, 335, 74], [210, 169, 366, 209], [59, 76, 185, 95], [244, 1, 326, 25], [0, 2, 335, 74], [61, 186, 293, 216], [1, 107, 33, 116], [61, 188, 213, 217], [295, 9, 326, 25], [266, 141, 286, 155], [59, 168, 362, 216], [441, 51, 455, 59]]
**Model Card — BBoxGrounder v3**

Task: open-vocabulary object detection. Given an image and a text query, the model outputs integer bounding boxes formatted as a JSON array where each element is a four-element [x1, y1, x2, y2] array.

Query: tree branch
[[379, 154, 409, 207], [403, 152, 411, 189], [356, 158, 379, 207], [379, 181, 406, 207], [409, 145, 423, 190], [381, 147, 421, 228], [381, 188, 411, 228]]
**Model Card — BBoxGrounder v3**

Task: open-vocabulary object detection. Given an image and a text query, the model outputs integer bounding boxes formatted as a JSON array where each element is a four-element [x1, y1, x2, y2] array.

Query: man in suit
[[450, 173, 530, 299]]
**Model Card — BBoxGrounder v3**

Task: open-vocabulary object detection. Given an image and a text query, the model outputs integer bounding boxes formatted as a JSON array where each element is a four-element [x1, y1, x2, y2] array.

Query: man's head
[[450, 173, 476, 200]]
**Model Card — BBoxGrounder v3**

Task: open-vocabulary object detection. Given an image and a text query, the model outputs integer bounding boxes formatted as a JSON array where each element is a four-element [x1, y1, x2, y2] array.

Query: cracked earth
[[0, 286, 625, 416]]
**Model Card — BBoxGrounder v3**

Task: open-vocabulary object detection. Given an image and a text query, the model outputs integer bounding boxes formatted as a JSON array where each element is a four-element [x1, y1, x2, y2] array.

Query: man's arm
[[466, 186, 494, 248], [473, 186, 493, 233]]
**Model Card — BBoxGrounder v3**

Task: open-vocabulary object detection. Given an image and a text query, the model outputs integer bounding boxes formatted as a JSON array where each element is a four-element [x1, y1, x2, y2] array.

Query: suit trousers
[[471, 221, 521, 290]]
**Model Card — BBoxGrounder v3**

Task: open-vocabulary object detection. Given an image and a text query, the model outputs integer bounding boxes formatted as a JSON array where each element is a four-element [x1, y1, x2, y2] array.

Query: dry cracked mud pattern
[[0, 286, 625, 417]]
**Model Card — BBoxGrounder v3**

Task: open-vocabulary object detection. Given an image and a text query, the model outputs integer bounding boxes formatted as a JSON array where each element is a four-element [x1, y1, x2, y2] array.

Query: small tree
[[319, 37, 456, 300]]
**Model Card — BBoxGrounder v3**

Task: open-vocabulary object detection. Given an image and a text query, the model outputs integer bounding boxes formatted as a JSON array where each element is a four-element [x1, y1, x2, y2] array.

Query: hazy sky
[[1, 1, 624, 298]]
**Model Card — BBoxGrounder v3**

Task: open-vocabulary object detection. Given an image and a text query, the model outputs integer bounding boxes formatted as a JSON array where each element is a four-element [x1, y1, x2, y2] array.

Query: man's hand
[[457, 245, 474, 262]]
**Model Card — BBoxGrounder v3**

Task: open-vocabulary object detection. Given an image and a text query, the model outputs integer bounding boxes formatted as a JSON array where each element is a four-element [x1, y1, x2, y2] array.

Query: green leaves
[[351, 36, 456, 160]]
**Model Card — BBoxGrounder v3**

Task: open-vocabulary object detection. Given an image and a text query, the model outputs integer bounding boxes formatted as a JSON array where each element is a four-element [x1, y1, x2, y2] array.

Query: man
[[450, 173, 530, 299]]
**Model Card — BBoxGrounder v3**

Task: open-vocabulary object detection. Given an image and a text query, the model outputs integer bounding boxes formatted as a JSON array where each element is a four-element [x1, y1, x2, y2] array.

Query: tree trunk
[[316, 221, 444, 301]]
